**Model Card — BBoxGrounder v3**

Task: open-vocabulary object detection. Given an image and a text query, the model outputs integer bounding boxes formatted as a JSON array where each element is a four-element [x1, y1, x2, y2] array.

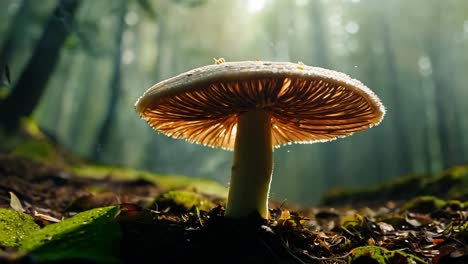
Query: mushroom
[[135, 61, 385, 219]]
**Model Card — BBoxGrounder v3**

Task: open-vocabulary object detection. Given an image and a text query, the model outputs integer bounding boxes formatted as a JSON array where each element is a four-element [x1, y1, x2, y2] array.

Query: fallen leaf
[[432, 238, 444, 245], [9, 191, 25, 212], [280, 210, 291, 219], [34, 211, 61, 223], [116, 203, 155, 223], [378, 222, 395, 233]]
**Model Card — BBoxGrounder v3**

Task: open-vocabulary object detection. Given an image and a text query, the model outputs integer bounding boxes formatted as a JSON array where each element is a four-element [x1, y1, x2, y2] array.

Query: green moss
[[350, 246, 387, 264], [71, 164, 227, 198], [378, 216, 406, 227], [349, 246, 425, 264], [338, 237, 352, 251], [0, 209, 40, 247], [3, 120, 226, 199], [340, 214, 366, 239], [21, 206, 121, 263], [20, 117, 45, 139], [6, 118, 56, 164], [323, 164, 468, 206], [443, 165, 468, 178], [401, 196, 446, 213], [441, 165, 468, 199], [324, 174, 428, 205], [457, 221, 468, 241], [341, 214, 365, 230], [326, 185, 378, 200], [0, 86, 8, 99], [155, 190, 216, 212], [446, 220, 468, 241], [446, 200, 465, 210], [10, 139, 57, 164]]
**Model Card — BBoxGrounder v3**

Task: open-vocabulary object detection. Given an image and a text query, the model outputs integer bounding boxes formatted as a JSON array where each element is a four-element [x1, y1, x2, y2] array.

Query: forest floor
[[0, 128, 467, 263]]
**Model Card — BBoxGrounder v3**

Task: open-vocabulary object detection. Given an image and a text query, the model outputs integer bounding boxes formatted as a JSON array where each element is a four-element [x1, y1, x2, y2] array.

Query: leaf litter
[[0, 154, 466, 263]]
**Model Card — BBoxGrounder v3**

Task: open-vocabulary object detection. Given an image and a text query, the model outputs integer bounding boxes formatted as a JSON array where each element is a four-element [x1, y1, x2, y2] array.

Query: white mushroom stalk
[[226, 108, 272, 218]]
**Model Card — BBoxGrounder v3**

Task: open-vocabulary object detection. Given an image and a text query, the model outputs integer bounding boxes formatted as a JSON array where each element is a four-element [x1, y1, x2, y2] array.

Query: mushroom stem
[[225, 108, 273, 219]]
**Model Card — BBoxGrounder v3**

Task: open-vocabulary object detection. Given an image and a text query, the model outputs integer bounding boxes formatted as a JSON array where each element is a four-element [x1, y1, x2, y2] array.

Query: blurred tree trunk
[[364, 0, 389, 181], [92, 0, 127, 159], [380, 13, 412, 174], [69, 57, 97, 147], [143, 3, 170, 170], [364, 43, 385, 181], [308, 0, 338, 192], [0, 0, 32, 87], [50, 51, 81, 128], [419, 67, 443, 174], [0, 0, 80, 129], [309, 0, 329, 68], [424, 3, 462, 168], [0, 0, 80, 131]]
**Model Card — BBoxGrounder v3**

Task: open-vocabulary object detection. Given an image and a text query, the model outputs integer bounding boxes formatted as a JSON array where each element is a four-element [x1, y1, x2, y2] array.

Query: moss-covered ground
[[322, 166, 468, 207], [0, 126, 466, 263]]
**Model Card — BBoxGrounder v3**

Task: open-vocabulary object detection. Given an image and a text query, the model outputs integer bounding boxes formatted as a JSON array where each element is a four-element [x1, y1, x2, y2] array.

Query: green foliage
[[155, 190, 216, 212], [21, 206, 121, 264], [0, 209, 39, 248], [349, 246, 425, 264]]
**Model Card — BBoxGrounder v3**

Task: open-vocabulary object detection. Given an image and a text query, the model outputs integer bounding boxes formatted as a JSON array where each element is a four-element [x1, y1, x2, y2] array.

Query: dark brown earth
[[0, 154, 466, 264]]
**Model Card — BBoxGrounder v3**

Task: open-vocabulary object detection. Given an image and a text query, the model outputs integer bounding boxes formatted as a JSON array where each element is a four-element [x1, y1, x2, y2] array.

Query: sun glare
[[247, 0, 266, 13]]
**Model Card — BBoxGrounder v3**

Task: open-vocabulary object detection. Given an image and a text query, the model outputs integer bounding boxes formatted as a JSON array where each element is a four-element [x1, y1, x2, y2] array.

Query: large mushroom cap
[[135, 61, 385, 150]]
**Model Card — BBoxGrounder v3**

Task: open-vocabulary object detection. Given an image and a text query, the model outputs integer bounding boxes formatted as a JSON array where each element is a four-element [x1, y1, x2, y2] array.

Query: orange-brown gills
[[136, 61, 384, 150]]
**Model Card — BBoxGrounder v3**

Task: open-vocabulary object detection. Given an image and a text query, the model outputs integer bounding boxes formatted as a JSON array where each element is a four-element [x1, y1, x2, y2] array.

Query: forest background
[[0, 0, 467, 205]]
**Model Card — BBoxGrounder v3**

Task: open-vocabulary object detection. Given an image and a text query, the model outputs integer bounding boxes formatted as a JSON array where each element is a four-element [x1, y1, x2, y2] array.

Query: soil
[[0, 154, 466, 264]]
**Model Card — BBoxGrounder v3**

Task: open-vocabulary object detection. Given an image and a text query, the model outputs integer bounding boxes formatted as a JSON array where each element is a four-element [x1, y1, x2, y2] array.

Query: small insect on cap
[[135, 61, 385, 150]]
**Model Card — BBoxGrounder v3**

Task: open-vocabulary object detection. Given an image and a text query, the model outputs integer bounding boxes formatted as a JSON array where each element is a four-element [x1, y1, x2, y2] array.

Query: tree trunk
[[92, 0, 127, 159], [0, 0, 32, 87], [143, 5, 169, 170], [0, 0, 80, 131], [309, 0, 329, 68], [308, 0, 338, 191], [68, 57, 97, 149], [425, 3, 462, 169], [364, 46, 385, 181], [380, 11, 413, 175]]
